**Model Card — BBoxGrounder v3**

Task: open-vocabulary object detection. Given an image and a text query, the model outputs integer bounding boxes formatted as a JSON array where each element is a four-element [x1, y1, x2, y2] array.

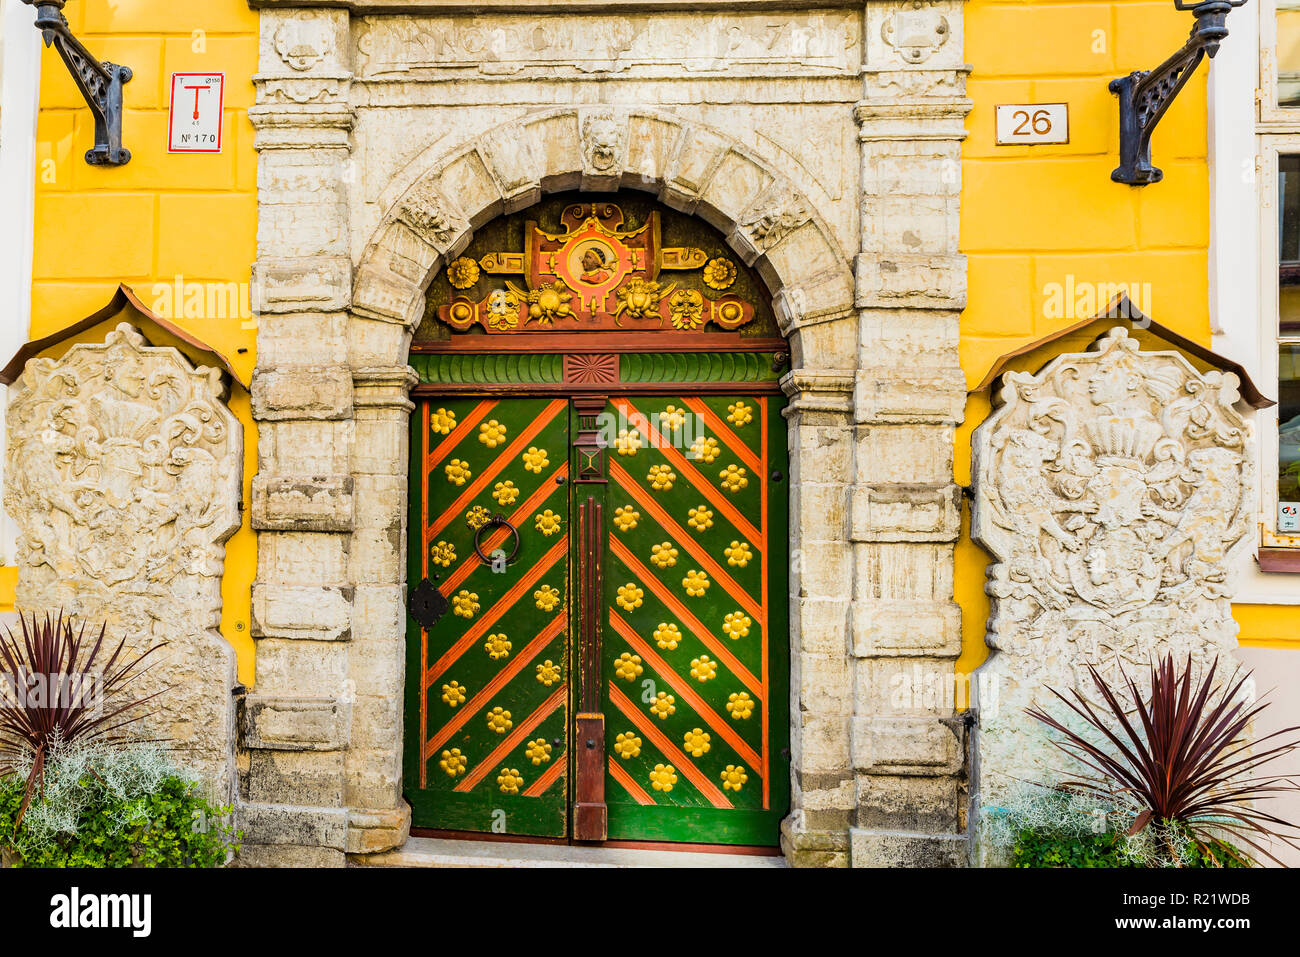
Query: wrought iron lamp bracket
[[22, 1, 131, 166], [1109, 0, 1247, 186]]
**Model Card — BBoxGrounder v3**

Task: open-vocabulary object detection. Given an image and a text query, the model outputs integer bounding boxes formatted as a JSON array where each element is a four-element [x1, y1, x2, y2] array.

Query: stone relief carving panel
[[971, 329, 1254, 824], [353, 11, 860, 79], [4, 324, 243, 797]]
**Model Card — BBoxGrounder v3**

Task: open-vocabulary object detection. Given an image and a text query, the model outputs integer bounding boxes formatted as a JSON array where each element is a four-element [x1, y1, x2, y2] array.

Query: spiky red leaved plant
[[0, 611, 166, 829], [1027, 653, 1300, 866]]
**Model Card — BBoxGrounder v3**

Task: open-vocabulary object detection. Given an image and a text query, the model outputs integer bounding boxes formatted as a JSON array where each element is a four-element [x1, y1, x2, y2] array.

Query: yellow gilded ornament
[[614, 732, 642, 759], [727, 691, 755, 720], [727, 401, 753, 427], [703, 257, 737, 291], [614, 278, 662, 323], [614, 652, 644, 681], [527, 282, 575, 325], [720, 764, 748, 792], [613, 506, 640, 532], [534, 585, 561, 612], [466, 505, 492, 531], [690, 655, 718, 682], [484, 633, 512, 660], [536, 660, 563, 686], [723, 541, 752, 568], [682, 728, 711, 757], [479, 419, 508, 448], [719, 464, 749, 493], [616, 583, 644, 612], [687, 507, 714, 533], [445, 458, 472, 486], [447, 256, 481, 289], [439, 748, 467, 777], [668, 289, 704, 330], [486, 707, 513, 734], [650, 542, 679, 569], [723, 612, 752, 639], [497, 768, 525, 794], [429, 541, 457, 567], [452, 590, 480, 619], [430, 407, 457, 435], [492, 480, 520, 506], [647, 464, 677, 491], [522, 446, 549, 473], [649, 693, 676, 719], [525, 739, 553, 766], [659, 405, 687, 432], [689, 435, 720, 464], [535, 509, 562, 536], [441, 681, 467, 707], [648, 763, 678, 792], [682, 569, 710, 597], [615, 429, 642, 455], [653, 622, 682, 650]]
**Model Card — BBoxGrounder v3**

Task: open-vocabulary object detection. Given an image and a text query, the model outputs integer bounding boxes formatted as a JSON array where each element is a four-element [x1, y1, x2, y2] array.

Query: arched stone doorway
[[246, 83, 971, 866], [403, 192, 791, 844]]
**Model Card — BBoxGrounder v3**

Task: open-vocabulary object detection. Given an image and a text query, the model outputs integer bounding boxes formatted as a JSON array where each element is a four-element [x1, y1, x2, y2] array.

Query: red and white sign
[[168, 73, 224, 154]]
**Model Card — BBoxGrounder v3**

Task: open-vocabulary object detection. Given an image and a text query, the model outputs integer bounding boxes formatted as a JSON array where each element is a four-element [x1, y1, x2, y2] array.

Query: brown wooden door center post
[[572, 394, 608, 841]]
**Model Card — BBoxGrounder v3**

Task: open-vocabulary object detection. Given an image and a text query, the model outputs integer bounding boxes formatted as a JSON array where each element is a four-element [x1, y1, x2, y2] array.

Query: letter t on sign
[[168, 73, 225, 154]]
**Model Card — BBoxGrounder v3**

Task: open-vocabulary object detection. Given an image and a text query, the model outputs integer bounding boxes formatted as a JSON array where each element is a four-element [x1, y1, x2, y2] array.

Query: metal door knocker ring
[[474, 514, 522, 566]]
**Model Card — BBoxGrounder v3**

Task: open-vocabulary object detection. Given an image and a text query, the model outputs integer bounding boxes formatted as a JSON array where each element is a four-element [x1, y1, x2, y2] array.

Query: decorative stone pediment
[[970, 327, 1255, 850], [4, 323, 243, 797]]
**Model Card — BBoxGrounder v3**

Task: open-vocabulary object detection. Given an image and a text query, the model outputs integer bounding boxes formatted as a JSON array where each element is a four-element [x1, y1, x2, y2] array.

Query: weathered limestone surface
[[970, 328, 1255, 863], [246, 0, 972, 867], [4, 323, 243, 799]]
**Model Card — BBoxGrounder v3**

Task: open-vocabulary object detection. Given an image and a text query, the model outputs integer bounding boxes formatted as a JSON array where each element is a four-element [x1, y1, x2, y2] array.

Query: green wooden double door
[[405, 392, 790, 845]]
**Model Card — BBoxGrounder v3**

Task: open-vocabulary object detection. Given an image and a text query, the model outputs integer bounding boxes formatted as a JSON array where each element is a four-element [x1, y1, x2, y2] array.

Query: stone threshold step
[[351, 836, 788, 868]]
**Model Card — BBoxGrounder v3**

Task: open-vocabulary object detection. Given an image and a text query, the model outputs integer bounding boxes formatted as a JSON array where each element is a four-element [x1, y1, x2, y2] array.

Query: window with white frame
[[1259, 0, 1300, 542], [0, 0, 41, 566]]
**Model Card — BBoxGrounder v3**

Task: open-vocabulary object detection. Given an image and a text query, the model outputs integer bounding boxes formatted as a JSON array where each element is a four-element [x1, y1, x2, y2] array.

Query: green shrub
[[1012, 823, 1249, 869], [0, 740, 239, 868]]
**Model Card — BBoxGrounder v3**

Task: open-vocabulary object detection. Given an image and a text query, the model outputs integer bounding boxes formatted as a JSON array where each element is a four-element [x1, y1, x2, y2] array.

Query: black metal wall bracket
[[22, 0, 131, 166], [1110, 0, 1247, 186]]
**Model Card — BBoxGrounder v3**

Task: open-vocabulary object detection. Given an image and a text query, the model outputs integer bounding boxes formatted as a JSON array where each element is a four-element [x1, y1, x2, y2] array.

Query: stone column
[[242, 7, 357, 867], [846, 0, 971, 867], [345, 366, 417, 854]]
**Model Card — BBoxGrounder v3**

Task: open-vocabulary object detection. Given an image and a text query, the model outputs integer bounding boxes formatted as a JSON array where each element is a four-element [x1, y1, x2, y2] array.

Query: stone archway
[[342, 109, 858, 852], [245, 2, 973, 868]]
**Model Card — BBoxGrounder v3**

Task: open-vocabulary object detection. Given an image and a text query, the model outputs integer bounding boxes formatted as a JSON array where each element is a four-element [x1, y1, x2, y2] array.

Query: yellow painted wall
[[958, 0, 1293, 678], [9, 0, 259, 684], [5, 0, 1291, 690]]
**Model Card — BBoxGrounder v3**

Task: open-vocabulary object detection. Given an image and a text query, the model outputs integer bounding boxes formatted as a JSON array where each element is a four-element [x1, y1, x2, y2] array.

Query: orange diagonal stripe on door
[[427, 399, 497, 469], [607, 756, 655, 806], [522, 756, 567, 798], [422, 613, 567, 761], [455, 686, 566, 792], [608, 535, 761, 697], [428, 398, 568, 538], [608, 684, 733, 809], [609, 460, 762, 622], [439, 462, 570, 596], [681, 398, 761, 474], [611, 398, 761, 545], [424, 540, 568, 688], [608, 609, 762, 772]]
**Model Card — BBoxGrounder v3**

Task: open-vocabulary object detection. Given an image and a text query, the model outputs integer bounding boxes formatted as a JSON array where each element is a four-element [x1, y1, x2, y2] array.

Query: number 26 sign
[[995, 103, 1069, 145], [168, 73, 225, 154]]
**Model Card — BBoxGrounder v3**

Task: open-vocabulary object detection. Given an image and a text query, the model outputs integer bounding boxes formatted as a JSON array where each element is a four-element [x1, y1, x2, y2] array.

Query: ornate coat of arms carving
[[970, 328, 1255, 831], [4, 323, 243, 796]]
